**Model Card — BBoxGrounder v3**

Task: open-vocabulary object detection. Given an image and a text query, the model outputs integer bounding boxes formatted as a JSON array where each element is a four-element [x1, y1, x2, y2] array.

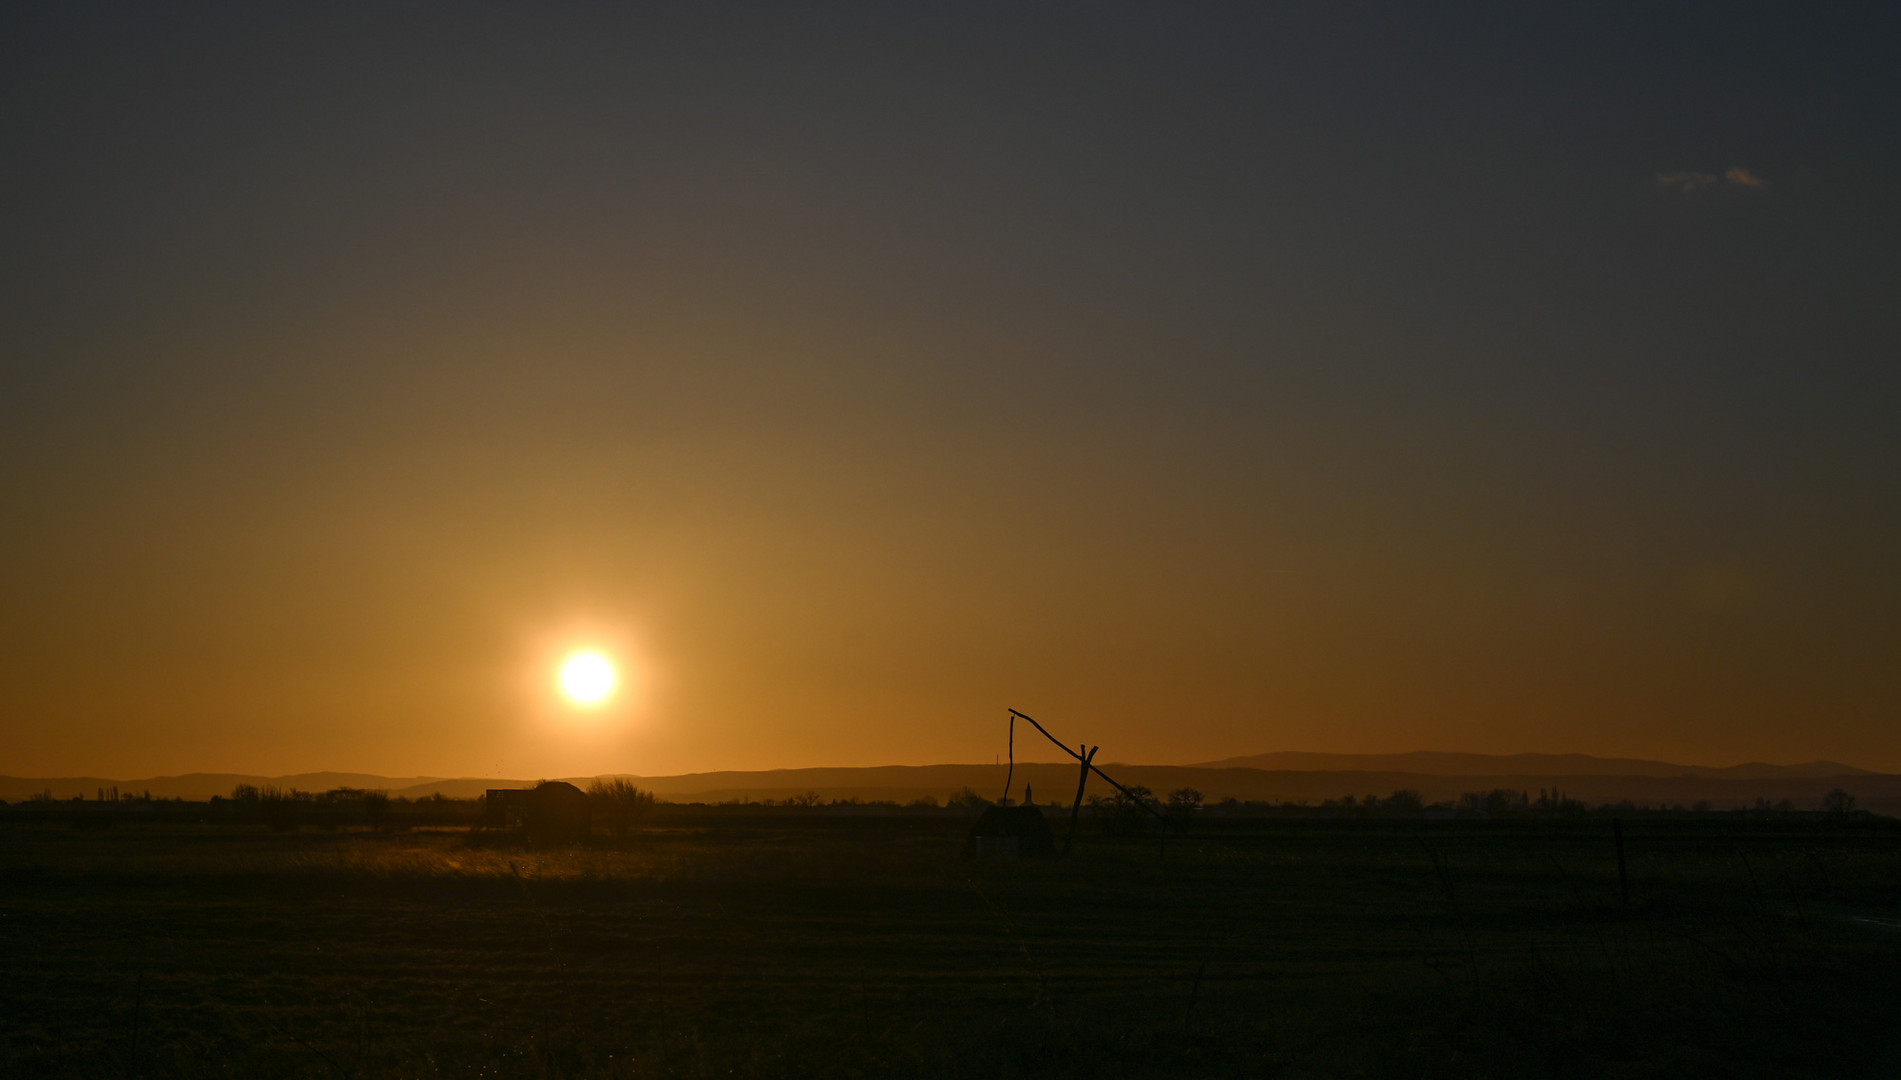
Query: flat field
[[3, 812, 1899, 1078]]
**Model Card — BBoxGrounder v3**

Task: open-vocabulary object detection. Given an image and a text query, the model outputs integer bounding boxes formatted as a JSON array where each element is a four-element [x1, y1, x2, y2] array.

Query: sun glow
[[557, 651, 618, 706]]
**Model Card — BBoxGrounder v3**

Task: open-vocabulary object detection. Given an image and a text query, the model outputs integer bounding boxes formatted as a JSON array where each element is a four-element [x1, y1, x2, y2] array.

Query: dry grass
[[2, 814, 1898, 1078]]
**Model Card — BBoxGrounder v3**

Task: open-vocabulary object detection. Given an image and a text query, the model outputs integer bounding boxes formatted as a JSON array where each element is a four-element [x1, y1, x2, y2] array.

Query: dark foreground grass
[[3, 814, 1898, 1078]]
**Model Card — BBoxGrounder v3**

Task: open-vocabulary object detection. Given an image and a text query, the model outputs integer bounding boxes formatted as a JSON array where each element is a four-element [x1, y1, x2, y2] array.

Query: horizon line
[[5, 748, 1889, 785]]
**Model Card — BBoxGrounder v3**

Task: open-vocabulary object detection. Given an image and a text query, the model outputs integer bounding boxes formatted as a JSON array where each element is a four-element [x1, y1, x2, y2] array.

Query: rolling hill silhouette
[[1188, 751, 1875, 780], [2, 752, 1892, 813]]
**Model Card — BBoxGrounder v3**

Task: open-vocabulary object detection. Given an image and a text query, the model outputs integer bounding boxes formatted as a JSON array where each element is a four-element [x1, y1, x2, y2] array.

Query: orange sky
[[4, 4, 1897, 778]]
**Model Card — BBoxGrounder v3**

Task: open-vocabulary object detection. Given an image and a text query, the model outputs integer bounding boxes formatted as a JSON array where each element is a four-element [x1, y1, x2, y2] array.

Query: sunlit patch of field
[[3, 815, 1900, 1078]]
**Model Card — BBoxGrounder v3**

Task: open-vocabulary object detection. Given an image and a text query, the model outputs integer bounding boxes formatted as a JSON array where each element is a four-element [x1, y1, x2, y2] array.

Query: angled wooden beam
[[1008, 709, 1169, 824]]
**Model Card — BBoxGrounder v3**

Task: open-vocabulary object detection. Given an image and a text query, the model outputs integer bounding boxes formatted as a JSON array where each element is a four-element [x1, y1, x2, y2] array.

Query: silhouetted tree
[[362, 790, 391, 831], [1458, 789, 1530, 816], [587, 778, 656, 835], [947, 787, 992, 812], [257, 786, 302, 831], [1090, 785, 1156, 836], [1380, 789, 1425, 815], [1823, 788, 1856, 815], [1167, 787, 1203, 813], [1166, 787, 1203, 828]]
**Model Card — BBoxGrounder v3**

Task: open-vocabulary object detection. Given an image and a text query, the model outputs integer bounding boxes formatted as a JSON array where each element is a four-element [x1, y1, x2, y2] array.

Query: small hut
[[962, 804, 1056, 859], [485, 781, 592, 844]]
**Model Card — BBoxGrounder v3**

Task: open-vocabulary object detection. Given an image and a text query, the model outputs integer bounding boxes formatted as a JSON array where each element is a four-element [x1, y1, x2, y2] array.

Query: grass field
[[3, 812, 1898, 1078]]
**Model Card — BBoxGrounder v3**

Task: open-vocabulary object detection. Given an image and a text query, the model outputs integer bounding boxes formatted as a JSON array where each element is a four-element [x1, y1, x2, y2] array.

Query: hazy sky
[[4, 2, 1898, 778]]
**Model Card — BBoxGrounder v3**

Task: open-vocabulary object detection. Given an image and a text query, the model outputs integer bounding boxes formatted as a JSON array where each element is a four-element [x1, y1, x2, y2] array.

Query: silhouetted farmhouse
[[486, 781, 591, 844], [962, 804, 1056, 859]]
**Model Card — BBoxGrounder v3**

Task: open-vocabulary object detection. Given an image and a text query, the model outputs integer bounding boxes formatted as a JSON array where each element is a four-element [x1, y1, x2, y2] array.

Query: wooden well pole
[[1008, 708, 1170, 856], [1000, 712, 1015, 804], [1064, 744, 1098, 857]]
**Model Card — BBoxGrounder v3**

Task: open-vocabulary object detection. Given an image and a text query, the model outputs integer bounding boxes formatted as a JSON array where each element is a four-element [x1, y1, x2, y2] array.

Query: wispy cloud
[[1656, 171, 1719, 192], [1656, 167, 1767, 192]]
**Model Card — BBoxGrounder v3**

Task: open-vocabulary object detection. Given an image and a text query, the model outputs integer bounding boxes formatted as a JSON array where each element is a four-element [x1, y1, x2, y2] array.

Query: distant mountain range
[[2, 752, 1892, 813], [1188, 751, 1876, 780]]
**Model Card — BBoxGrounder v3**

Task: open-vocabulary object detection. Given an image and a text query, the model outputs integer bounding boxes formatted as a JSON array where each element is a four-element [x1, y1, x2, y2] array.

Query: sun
[[557, 650, 618, 707]]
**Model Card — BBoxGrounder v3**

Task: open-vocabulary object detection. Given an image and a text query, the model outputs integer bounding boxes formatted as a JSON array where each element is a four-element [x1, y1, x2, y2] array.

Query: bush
[[586, 779, 656, 836], [363, 791, 391, 830], [1458, 789, 1530, 816], [259, 789, 301, 832], [1380, 789, 1425, 815], [1090, 785, 1156, 836], [1165, 787, 1202, 827], [946, 787, 991, 812]]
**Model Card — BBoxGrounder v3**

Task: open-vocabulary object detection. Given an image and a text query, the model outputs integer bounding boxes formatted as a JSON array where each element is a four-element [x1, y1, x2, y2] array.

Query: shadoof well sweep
[[965, 708, 1171, 859]]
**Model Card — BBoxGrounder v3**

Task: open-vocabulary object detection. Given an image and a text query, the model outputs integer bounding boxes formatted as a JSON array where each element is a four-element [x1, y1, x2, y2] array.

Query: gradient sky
[[4, 2, 1898, 778]]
